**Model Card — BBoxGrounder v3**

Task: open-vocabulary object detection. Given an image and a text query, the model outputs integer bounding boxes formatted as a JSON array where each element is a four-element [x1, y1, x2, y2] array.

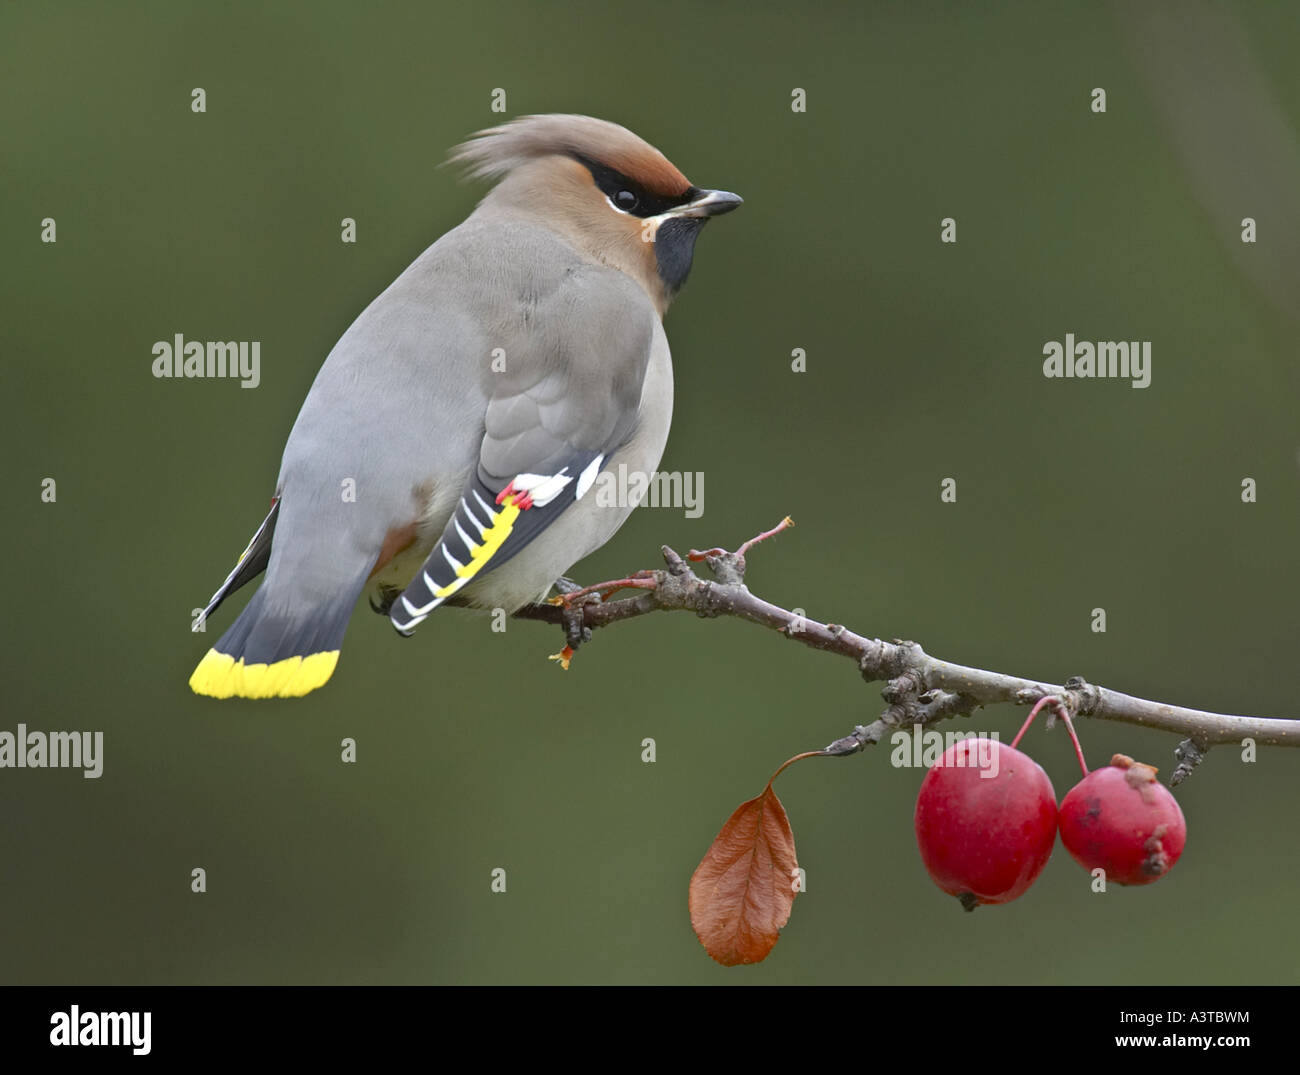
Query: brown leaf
[[689, 784, 798, 966]]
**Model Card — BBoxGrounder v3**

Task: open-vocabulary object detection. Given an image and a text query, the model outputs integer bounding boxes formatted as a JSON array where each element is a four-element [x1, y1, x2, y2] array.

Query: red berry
[[914, 738, 1058, 910], [1058, 754, 1186, 886]]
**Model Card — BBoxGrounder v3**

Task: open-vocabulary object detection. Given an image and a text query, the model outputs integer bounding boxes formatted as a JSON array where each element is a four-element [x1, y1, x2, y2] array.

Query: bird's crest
[[449, 114, 691, 197]]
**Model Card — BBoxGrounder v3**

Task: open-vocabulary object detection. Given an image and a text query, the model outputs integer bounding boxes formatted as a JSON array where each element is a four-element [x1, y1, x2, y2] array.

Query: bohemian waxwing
[[189, 114, 742, 699]]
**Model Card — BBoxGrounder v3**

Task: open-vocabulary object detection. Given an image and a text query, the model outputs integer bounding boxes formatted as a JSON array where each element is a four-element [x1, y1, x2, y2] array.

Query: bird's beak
[[666, 188, 744, 219]]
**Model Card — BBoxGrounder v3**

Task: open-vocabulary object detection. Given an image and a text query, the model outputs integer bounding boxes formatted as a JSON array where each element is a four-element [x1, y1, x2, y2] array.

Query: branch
[[514, 519, 1300, 783]]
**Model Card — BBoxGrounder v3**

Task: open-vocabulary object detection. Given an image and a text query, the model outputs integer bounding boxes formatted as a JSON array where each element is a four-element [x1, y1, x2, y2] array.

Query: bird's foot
[[542, 572, 658, 669], [369, 585, 402, 616], [548, 645, 576, 671]]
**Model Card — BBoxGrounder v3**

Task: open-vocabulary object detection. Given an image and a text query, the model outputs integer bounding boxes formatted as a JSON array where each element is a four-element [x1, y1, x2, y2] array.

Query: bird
[[188, 114, 742, 699]]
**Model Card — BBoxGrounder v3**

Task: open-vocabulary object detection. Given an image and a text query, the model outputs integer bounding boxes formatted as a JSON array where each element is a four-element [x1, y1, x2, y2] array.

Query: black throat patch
[[655, 217, 704, 293]]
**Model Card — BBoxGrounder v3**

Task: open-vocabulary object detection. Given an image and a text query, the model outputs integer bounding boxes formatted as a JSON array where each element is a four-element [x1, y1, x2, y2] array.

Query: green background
[[3, 1, 1297, 984]]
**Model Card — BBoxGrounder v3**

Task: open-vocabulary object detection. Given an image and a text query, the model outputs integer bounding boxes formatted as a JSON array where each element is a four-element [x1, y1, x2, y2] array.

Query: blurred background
[[2, 1, 1297, 984]]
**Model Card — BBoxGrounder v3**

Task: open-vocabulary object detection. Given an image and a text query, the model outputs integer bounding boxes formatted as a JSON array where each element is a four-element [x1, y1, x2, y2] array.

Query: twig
[[513, 520, 1300, 780]]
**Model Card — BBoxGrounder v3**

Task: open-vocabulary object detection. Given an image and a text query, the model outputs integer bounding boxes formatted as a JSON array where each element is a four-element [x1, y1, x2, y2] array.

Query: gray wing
[[390, 264, 657, 634]]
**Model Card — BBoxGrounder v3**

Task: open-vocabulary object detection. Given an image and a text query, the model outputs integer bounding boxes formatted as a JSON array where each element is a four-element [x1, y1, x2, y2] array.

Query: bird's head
[[450, 114, 741, 312]]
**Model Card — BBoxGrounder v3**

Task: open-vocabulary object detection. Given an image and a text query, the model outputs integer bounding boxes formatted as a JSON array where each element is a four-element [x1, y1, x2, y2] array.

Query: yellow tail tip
[[189, 649, 339, 699]]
